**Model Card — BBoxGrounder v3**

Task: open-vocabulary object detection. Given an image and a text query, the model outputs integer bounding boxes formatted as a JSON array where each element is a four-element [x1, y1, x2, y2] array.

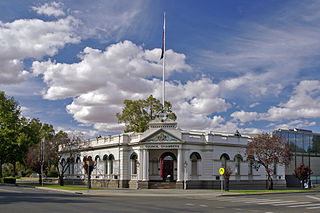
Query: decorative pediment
[[144, 130, 180, 142]]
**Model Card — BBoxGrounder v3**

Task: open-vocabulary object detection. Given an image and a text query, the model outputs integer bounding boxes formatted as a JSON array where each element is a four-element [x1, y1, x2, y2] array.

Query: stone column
[[177, 149, 183, 181], [107, 160, 111, 179], [142, 149, 149, 181]]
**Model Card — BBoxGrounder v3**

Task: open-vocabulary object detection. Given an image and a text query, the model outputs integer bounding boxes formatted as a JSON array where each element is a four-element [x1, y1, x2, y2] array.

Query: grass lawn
[[226, 188, 320, 194], [19, 183, 103, 190]]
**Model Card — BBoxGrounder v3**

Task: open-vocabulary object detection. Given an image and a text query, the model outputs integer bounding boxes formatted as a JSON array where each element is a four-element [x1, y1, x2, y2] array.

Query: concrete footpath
[[35, 186, 320, 198], [37, 187, 239, 197]]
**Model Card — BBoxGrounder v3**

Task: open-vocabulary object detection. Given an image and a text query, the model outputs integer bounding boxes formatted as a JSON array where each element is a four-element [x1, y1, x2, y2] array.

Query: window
[[234, 155, 243, 176], [190, 152, 201, 176], [247, 155, 254, 176], [103, 154, 108, 174], [220, 153, 230, 169], [109, 154, 114, 174], [130, 152, 138, 175]]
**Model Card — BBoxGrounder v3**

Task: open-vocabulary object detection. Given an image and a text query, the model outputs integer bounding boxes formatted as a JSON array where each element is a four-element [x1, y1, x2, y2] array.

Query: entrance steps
[[149, 181, 176, 189]]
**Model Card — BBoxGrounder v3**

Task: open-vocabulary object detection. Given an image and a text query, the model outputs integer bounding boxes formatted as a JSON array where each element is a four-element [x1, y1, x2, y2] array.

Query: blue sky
[[1, 0, 320, 137]]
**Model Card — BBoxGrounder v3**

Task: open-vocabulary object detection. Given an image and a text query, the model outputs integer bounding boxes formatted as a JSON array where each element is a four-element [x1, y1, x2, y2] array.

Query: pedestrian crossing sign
[[219, 168, 224, 175]]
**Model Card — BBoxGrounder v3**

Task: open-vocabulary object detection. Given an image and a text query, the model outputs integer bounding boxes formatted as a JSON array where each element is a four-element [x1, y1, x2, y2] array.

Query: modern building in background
[[275, 128, 320, 187]]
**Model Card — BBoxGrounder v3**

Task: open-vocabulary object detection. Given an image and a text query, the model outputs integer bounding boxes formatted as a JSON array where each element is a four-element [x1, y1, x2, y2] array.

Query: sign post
[[219, 168, 225, 192]]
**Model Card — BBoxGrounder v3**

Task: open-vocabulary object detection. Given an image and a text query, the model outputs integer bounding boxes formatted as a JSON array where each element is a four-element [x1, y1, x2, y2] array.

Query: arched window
[[190, 152, 201, 176], [103, 154, 108, 174], [130, 152, 138, 175], [95, 155, 100, 161], [234, 154, 243, 176], [109, 154, 115, 174], [76, 157, 81, 175], [220, 153, 230, 169], [247, 155, 254, 176]]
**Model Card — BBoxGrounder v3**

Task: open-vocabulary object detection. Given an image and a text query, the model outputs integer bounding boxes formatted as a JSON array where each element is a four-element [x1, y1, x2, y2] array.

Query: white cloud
[[263, 80, 320, 121], [249, 102, 260, 108], [31, 40, 234, 132], [0, 16, 80, 84], [231, 110, 259, 123], [231, 80, 320, 124], [32, 2, 65, 17]]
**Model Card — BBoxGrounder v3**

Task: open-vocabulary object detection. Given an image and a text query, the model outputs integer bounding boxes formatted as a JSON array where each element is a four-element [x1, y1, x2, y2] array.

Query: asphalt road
[[1, 185, 320, 213]]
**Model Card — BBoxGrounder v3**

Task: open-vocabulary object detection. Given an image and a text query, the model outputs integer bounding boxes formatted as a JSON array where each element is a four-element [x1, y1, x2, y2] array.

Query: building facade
[[63, 115, 286, 189], [275, 128, 320, 187]]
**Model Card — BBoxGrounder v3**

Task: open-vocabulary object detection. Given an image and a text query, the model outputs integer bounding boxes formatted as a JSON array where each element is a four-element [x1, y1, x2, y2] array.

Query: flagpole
[[162, 12, 166, 110]]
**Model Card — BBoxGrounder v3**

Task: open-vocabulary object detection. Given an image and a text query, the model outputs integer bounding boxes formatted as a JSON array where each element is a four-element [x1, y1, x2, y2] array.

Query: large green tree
[[116, 95, 176, 133], [0, 91, 21, 177]]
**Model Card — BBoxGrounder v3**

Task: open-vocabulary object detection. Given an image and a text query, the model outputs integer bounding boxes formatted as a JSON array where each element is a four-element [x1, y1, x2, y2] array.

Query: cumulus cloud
[[231, 110, 259, 123], [263, 80, 320, 121], [32, 40, 234, 132], [230, 80, 320, 125], [0, 15, 80, 84], [32, 2, 65, 17]]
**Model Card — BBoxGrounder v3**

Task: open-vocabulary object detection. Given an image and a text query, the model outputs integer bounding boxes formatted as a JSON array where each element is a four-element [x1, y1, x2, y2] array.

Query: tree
[[0, 91, 21, 177], [222, 167, 232, 191], [294, 163, 312, 189], [46, 131, 83, 186], [246, 134, 292, 190], [116, 95, 176, 133]]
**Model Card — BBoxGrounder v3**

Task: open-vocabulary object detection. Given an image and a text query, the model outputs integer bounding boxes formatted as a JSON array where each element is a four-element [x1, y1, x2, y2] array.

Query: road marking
[[257, 200, 294, 205], [0, 188, 22, 193], [199, 204, 208, 207], [273, 201, 311, 206], [185, 203, 195, 206], [306, 195, 320, 201], [216, 206, 225, 209], [307, 206, 320, 210], [234, 208, 243, 211], [289, 203, 320, 208]]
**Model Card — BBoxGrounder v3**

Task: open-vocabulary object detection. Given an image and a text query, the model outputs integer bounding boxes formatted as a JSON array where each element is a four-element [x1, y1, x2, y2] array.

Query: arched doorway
[[160, 152, 176, 182]]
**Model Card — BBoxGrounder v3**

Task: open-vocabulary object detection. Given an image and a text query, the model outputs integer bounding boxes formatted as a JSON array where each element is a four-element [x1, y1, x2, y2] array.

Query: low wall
[[186, 179, 287, 190], [64, 178, 287, 190]]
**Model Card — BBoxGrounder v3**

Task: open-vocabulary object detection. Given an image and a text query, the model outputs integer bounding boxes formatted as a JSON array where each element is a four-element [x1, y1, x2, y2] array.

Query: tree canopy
[[116, 95, 176, 133], [246, 134, 292, 190]]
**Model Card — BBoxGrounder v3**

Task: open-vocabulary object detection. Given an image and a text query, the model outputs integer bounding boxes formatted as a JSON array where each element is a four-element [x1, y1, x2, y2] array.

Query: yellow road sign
[[219, 168, 225, 175]]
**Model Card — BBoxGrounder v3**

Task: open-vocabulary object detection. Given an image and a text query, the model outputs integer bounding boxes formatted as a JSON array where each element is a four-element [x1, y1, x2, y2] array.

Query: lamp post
[[184, 161, 187, 190], [136, 160, 140, 189]]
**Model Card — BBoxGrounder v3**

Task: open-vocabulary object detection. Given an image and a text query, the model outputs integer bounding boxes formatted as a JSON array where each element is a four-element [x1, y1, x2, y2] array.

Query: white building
[[64, 114, 286, 189]]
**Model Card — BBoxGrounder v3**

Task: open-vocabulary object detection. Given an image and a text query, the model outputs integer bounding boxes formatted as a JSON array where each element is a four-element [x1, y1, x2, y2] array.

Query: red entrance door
[[163, 159, 173, 181]]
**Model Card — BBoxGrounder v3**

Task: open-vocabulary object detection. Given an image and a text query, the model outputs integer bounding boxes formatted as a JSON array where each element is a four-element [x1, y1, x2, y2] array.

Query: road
[[1, 185, 320, 213]]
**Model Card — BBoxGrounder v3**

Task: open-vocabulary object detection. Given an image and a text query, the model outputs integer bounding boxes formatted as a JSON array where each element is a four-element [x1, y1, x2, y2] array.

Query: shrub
[[4, 177, 16, 184]]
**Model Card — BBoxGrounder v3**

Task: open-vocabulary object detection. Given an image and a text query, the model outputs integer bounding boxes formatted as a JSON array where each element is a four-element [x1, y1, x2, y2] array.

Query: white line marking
[[306, 195, 320, 201], [185, 203, 195, 206], [307, 206, 320, 210], [289, 203, 320, 208], [216, 206, 225, 209], [0, 188, 22, 193], [199, 205, 208, 207], [273, 201, 311, 206], [258, 200, 294, 205]]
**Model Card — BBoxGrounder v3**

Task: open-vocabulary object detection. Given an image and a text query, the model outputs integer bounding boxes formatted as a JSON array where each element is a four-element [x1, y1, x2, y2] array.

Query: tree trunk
[[12, 161, 16, 177], [225, 178, 229, 191], [0, 160, 3, 178], [38, 172, 42, 184], [267, 174, 273, 190], [59, 175, 64, 186]]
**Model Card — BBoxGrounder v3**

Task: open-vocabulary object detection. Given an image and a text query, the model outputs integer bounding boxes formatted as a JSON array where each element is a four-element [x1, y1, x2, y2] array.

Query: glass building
[[275, 128, 320, 187]]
